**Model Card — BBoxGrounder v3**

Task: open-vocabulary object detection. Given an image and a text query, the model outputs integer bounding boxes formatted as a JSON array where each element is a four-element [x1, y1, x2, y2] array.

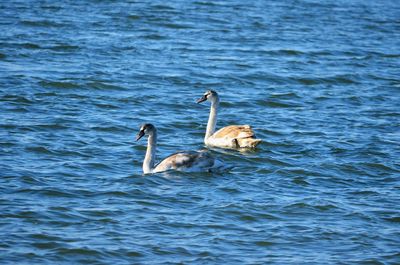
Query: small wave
[[126, 251, 144, 257], [368, 51, 400, 58], [30, 233, 63, 241], [161, 23, 194, 29], [270, 92, 301, 99], [240, 73, 288, 84], [117, 96, 141, 104], [314, 204, 339, 211], [5, 106, 29, 113], [349, 190, 379, 196], [24, 145, 87, 158], [294, 75, 359, 85], [34, 92, 58, 97], [25, 146, 54, 155], [33, 123, 69, 130], [254, 241, 274, 246], [260, 49, 304, 56], [39, 5, 61, 11], [259, 129, 282, 136], [142, 34, 167, 40], [362, 162, 399, 173], [1, 95, 34, 104], [90, 125, 128, 132], [151, 4, 176, 10], [75, 208, 122, 219], [0, 141, 16, 148], [381, 53, 400, 58], [56, 247, 103, 256], [252, 157, 291, 167], [383, 216, 400, 223], [32, 242, 64, 250], [94, 103, 120, 110], [96, 191, 130, 197], [292, 177, 310, 186], [17, 188, 77, 198], [234, 62, 254, 69], [218, 187, 241, 194], [284, 202, 309, 209], [278, 49, 304, 56], [194, 1, 218, 6], [284, 201, 339, 212], [19, 175, 47, 186], [49, 44, 80, 51], [256, 99, 302, 108], [86, 81, 124, 91], [83, 162, 114, 170], [39, 80, 81, 89], [127, 15, 141, 20], [20, 20, 64, 28]]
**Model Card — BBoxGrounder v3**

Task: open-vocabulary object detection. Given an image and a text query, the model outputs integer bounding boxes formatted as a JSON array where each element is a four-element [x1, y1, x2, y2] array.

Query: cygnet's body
[[136, 124, 224, 174], [197, 90, 262, 149]]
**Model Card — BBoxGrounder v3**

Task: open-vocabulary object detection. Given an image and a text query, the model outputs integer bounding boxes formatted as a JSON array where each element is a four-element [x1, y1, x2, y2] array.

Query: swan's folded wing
[[213, 125, 255, 139], [154, 151, 214, 172]]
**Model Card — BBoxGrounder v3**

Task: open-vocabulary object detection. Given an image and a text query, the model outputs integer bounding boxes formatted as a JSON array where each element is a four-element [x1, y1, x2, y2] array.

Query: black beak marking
[[196, 95, 207, 103], [136, 130, 145, 141]]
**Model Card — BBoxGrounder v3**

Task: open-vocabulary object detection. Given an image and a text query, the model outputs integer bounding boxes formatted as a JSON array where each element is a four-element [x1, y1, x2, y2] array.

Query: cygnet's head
[[196, 90, 219, 104], [136, 123, 156, 141]]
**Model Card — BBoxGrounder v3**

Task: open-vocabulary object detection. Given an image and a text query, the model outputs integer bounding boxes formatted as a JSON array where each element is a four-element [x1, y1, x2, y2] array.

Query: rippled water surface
[[1, 0, 400, 264]]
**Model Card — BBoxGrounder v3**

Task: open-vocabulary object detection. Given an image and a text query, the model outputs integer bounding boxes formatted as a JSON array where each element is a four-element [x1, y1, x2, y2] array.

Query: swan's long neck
[[205, 98, 219, 142], [143, 131, 157, 174]]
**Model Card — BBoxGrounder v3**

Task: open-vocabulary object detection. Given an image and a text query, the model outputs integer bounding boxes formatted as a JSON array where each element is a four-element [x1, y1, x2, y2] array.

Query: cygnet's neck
[[205, 97, 219, 142], [143, 131, 157, 174]]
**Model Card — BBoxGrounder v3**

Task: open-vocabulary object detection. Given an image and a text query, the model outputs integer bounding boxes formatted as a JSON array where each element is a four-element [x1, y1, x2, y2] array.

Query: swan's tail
[[237, 138, 262, 148]]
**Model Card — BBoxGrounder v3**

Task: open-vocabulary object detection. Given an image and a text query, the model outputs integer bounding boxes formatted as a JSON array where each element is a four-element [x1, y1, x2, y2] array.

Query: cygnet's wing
[[154, 151, 214, 173], [213, 125, 255, 139]]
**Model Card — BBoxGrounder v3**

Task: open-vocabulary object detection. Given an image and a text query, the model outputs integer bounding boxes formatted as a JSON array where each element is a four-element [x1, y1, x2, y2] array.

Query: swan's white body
[[137, 124, 224, 174], [198, 90, 262, 149]]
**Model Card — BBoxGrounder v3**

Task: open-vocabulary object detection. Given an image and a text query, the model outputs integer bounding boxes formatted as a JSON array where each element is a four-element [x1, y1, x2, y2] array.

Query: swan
[[136, 123, 224, 174], [197, 90, 262, 149]]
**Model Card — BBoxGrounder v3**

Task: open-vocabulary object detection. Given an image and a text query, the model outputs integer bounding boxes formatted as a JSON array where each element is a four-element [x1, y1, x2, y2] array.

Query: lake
[[0, 0, 399, 264]]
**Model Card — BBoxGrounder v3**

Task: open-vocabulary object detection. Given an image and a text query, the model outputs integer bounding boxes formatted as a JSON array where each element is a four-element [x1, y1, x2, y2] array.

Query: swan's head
[[136, 123, 156, 141], [196, 90, 218, 104]]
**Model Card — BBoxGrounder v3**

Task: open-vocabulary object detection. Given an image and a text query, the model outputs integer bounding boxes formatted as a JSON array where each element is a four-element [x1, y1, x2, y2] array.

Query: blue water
[[1, 0, 400, 264]]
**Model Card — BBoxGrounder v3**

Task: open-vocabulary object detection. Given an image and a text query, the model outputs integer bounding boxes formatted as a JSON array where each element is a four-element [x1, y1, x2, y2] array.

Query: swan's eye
[[142, 124, 151, 131]]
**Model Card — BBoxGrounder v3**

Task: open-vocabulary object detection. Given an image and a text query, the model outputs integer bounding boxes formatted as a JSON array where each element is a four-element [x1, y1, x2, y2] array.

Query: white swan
[[197, 90, 262, 149], [136, 123, 224, 174]]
